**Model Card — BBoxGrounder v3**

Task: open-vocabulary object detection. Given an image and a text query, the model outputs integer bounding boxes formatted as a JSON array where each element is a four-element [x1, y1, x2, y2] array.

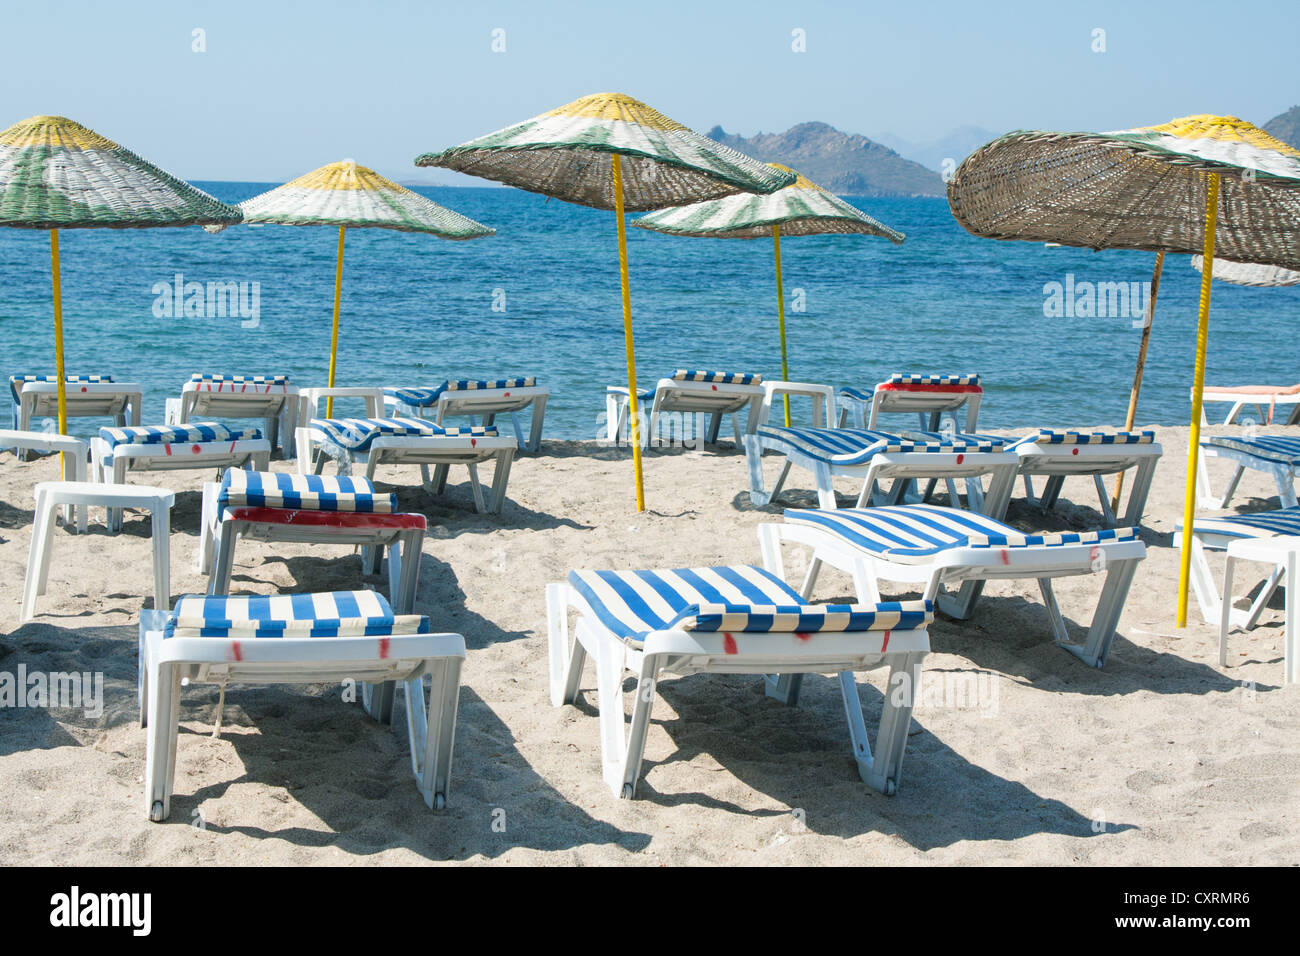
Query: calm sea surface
[[1, 183, 1296, 441]]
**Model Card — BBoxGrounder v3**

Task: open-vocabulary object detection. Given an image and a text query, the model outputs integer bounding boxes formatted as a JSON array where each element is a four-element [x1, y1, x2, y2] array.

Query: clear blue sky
[[3, 0, 1296, 183]]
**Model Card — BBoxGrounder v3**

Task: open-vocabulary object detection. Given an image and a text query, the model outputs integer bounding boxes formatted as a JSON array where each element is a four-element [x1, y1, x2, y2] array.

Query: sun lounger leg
[[1041, 475, 1065, 510], [465, 463, 487, 513], [1038, 579, 1069, 643], [1121, 457, 1158, 527], [21, 488, 58, 620], [363, 681, 397, 725], [845, 654, 924, 795], [764, 673, 804, 705], [706, 411, 723, 445], [1093, 473, 1117, 526], [814, 462, 838, 509], [1219, 555, 1237, 667], [938, 579, 989, 620], [1071, 557, 1140, 667], [745, 434, 775, 506], [211, 527, 238, 597], [594, 630, 646, 798], [145, 661, 182, 822], [528, 394, 548, 453], [151, 507, 171, 612], [406, 660, 461, 810], [1275, 466, 1299, 509], [547, 584, 589, 706], [489, 450, 515, 514]]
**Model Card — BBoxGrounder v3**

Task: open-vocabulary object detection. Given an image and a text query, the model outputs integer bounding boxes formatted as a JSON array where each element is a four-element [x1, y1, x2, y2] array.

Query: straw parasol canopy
[[949, 116, 1300, 271], [415, 92, 794, 212], [230, 160, 494, 237], [0, 114, 242, 229], [948, 114, 1300, 626], [0, 114, 243, 461], [416, 92, 795, 511], [218, 160, 494, 411], [1191, 254, 1300, 287], [634, 164, 904, 239], [634, 164, 904, 422]]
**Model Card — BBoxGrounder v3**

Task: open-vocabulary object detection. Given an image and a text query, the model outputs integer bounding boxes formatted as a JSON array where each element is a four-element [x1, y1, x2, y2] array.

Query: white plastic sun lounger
[[1197, 434, 1300, 509], [1006, 429, 1162, 528], [547, 564, 932, 798], [296, 387, 518, 514], [837, 373, 982, 433], [91, 422, 271, 532], [165, 374, 299, 456], [8, 375, 142, 459], [760, 504, 1146, 668], [745, 424, 1019, 517], [1197, 383, 1300, 426], [0, 430, 89, 529], [384, 377, 549, 453], [1176, 506, 1300, 631], [607, 369, 766, 447], [139, 590, 464, 820], [198, 470, 425, 611]]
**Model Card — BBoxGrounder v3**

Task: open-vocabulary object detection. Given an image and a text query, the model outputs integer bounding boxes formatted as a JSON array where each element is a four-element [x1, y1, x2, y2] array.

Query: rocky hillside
[[707, 122, 944, 197], [1264, 106, 1300, 149]]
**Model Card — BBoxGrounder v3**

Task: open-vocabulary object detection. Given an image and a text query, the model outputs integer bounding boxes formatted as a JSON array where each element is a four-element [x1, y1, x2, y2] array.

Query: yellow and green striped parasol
[[219, 160, 494, 413], [416, 92, 795, 511], [0, 114, 243, 466], [634, 164, 904, 424], [948, 114, 1300, 626]]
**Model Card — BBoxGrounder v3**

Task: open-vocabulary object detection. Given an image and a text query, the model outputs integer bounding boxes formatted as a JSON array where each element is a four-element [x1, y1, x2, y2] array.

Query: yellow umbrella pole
[[773, 223, 791, 427], [1177, 173, 1220, 628], [326, 225, 346, 417], [50, 229, 67, 478], [612, 155, 646, 512], [1111, 251, 1164, 513]]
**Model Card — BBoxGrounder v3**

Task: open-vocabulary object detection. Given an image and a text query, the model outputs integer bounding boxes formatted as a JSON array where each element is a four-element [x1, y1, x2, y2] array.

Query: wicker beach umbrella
[[220, 160, 494, 414], [948, 114, 1300, 626], [1191, 254, 1300, 287], [415, 92, 795, 511], [0, 114, 242, 460], [634, 163, 904, 424]]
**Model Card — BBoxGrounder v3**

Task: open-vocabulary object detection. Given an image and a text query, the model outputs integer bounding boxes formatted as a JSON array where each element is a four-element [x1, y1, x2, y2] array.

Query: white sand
[[0, 424, 1297, 865]]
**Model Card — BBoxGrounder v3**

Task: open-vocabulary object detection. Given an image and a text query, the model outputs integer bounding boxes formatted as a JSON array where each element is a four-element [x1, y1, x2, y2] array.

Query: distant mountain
[[706, 122, 944, 197], [873, 126, 997, 174], [1264, 106, 1300, 149]]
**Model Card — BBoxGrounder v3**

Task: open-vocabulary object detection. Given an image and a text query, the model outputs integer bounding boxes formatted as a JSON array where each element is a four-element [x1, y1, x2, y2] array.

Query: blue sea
[[2, 183, 1297, 441]]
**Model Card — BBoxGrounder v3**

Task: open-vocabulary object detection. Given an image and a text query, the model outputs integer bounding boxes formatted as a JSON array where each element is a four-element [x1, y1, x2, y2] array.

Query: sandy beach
[[0, 423, 1297, 866]]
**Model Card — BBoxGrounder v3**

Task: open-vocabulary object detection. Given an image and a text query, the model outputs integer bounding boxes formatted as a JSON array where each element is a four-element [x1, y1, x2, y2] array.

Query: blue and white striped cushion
[[10, 374, 113, 404], [218, 470, 396, 515], [165, 590, 430, 638], [568, 565, 932, 645], [1186, 507, 1300, 541], [189, 374, 290, 387], [885, 373, 981, 387], [672, 369, 763, 385], [385, 377, 537, 406], [1203, 435, 1300, 466], [1005, 428, 1156, 448], [758, 425, 1005, 467], [311, 416, 497, 452], [98, 422, 262, 449], [839, 385, 874, 402], [786, 504, 1137, 559]]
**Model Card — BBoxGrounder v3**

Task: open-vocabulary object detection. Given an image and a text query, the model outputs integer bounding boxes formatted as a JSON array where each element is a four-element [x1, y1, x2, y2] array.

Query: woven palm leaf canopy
[[416, 92, 795, 511], [0, 114, 242, 466], [948, 114, 1300, 626], [219, 160, 494, 413], [635, 163, 904, 424], [1191, 254, 1300, 287]]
